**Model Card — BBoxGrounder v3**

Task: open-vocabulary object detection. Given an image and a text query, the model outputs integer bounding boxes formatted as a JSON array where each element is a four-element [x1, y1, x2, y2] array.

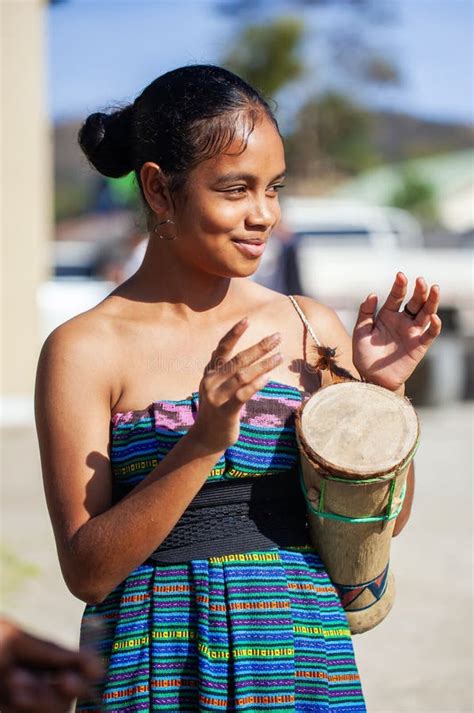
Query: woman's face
[[172, 114, 286, 278]]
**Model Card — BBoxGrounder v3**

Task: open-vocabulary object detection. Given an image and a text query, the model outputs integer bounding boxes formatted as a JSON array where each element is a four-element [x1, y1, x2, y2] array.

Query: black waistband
[[147, 470, 310, 564]]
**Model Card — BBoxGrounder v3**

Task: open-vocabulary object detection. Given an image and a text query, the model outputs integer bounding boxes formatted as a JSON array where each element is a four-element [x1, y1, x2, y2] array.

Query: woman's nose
[[245, 196, 277, 231]]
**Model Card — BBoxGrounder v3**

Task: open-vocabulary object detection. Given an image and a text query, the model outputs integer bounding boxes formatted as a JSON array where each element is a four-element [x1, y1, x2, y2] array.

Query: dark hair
[[78, 64, 279, 212]]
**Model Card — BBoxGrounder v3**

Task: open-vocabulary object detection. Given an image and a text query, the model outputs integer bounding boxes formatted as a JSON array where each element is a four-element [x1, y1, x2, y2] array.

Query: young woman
[[35, 65, 441, 712]]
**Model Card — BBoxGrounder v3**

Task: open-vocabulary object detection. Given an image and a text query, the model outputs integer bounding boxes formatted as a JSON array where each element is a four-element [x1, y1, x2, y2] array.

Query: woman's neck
[[116, 235, 243, 324]]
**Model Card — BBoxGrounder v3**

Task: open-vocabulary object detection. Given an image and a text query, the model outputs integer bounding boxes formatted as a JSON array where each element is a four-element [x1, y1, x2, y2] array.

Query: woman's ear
[[140, 162, 174, 218]]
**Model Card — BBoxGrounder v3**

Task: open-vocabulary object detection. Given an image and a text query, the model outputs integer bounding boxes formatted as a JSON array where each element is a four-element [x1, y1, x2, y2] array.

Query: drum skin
[[295, 381, 419, 634]]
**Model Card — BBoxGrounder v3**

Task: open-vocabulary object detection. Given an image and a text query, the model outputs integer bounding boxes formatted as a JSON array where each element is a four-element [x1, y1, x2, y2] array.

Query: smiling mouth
[[231, 239, 267, 258], [231, 238, 265, 245]]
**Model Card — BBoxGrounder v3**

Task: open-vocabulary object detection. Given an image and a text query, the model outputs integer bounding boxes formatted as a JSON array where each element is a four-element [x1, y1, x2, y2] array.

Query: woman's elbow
[[61, 559, 112, 606], [64, 573, 107, 605], [75, 587, 109, 607]]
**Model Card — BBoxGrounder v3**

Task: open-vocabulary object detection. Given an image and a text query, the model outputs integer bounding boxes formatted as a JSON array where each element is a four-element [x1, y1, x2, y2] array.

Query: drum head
[[299, 381, 419, 477]]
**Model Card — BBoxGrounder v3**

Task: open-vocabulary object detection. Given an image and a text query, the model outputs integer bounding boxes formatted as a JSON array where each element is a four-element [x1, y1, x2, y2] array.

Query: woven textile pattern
[[77, 381, 366, 712]]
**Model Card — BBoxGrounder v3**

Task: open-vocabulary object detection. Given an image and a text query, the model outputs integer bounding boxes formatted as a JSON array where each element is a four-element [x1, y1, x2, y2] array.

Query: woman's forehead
[[197, 118, 285, 182]]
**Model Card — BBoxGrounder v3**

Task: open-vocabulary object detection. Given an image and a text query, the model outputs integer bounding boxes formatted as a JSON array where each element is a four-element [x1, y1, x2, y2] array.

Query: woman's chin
[[206, 255, 262, 279], [226, 261, 261, 279]]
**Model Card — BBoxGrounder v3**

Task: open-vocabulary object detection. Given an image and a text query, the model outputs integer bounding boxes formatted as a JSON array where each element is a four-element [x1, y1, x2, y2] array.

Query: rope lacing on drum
[[298, 436, 419, 524]]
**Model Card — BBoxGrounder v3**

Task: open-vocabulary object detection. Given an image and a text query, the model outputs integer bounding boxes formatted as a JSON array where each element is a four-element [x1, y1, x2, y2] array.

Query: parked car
[[278, 198, 473, 406]]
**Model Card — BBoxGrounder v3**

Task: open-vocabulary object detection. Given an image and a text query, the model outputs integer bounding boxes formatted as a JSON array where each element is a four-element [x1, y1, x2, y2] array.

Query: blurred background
[[1, 1, 472, 711]]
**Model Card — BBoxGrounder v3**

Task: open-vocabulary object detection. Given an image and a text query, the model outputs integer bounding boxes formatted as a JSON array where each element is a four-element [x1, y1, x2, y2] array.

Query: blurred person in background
[[121, 230, 149, 281], [94, 231, 149, 285], [249, 221, 302, 293], [0, 617, 101, 712], [93, 240, 127, 284], [35, 65, 441, 711]]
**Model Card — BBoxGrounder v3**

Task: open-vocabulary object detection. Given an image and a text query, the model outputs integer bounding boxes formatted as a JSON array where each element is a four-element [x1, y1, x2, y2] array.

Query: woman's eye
[[268, 183, 286, 193], [220, 183, 285, 197], [223, 186, 247, 195]]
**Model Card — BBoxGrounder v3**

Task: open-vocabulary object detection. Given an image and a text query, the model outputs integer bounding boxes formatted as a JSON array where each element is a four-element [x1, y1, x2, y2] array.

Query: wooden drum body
[[295, 381, 419, 634]]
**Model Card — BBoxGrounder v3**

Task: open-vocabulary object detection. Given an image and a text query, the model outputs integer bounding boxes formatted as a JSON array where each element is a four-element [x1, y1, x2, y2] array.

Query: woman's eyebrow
[[213, 169, 287, 186], [270, 170, 287, 182]]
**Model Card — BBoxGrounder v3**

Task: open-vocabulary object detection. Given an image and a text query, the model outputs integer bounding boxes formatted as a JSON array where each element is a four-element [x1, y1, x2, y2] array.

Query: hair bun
[[78, 106, 134, 178]]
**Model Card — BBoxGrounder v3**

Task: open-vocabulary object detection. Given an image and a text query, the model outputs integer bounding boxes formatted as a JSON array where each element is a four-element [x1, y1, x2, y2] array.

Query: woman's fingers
[[419, 314, 442, 347], [223, 352, 283, 409], [200, 321, 284, 417], [354, 294, 378, 336], [414, 283, 440, 329], [205, 321, 282, 385], [220, 351, 283, 400], [379, 272, 408, 314], [378, 274, 439, 328], [404, 276, 430, 319], [224, 331, 281, 377], [205, 317, 249, 374]]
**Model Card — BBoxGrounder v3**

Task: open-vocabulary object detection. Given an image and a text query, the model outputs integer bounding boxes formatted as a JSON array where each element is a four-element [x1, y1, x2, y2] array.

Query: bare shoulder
[[236, 283, 348, 343], [234, 282, 350, 345], [237, 281, 296, 317], [40, 304, 115, 360], [288, 294, 350, 342], [37, 303, 121, 407], [289, 294, 358, 379]]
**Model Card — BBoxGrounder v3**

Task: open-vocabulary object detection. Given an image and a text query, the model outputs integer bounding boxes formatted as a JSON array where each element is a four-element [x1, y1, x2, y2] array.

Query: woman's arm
[[35, 321, 226, 606], [392, 462, 414, 536], [36, 314, 282, 606], [292, 296, 414, 536]]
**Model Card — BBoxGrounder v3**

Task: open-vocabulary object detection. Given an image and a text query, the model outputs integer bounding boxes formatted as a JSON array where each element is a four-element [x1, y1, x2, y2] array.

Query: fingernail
[[239, 317, 249, 326], [272, 352, 283, 364], [268, 332, 281, 345]]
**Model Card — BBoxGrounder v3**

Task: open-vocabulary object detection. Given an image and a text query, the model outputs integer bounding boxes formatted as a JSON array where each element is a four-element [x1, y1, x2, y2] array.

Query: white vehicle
[[278, 198, 474, 405], [281, 197, 471, 323]]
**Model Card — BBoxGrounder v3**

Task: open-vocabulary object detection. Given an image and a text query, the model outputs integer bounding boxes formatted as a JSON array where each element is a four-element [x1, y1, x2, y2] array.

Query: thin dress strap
[[287, 295, 322, 348]]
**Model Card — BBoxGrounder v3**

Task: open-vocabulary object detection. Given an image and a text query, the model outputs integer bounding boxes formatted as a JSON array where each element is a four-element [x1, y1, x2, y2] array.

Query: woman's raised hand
[[190, 318, 283, 453], [352, 271, 442, 392]]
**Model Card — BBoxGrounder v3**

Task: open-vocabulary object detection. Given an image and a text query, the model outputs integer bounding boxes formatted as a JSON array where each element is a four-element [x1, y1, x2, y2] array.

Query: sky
[[47, 0, 474, 126]]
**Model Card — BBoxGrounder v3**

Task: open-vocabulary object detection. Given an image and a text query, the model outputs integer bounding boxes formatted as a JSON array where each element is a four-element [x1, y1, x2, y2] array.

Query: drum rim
[[295, 381, 420, 480]]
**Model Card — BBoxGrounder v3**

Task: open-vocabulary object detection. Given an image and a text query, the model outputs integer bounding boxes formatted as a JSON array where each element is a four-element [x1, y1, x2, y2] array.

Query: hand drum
[[295, 381, 419, 634]]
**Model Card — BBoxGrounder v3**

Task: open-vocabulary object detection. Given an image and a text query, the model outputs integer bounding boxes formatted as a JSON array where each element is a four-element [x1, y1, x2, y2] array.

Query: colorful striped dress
[[77, 381, 366, 712]]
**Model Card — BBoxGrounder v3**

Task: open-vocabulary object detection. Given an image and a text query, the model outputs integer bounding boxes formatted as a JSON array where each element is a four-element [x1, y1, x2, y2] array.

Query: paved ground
[[1, 403, 472, 712]]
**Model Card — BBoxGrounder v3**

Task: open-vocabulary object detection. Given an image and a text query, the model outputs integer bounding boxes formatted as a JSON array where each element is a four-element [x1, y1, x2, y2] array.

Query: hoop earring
[[154, 219, 178, 240]]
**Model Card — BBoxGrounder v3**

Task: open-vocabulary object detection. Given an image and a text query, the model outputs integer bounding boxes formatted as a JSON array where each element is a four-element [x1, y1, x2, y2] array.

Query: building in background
[[1, 0, 51, 426], [332, 149, 474, 239]]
